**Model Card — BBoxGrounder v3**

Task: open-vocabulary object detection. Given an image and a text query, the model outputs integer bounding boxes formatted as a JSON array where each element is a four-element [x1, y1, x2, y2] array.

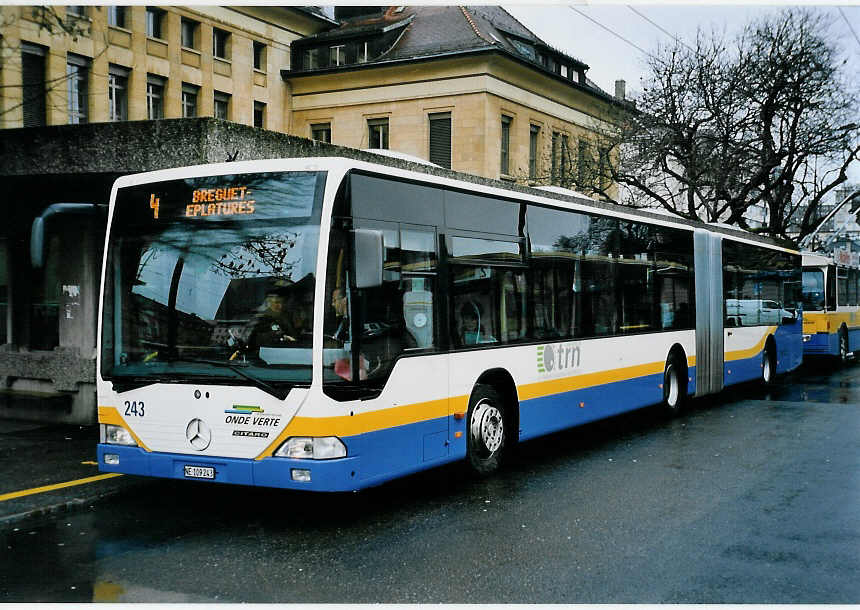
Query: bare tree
[[526, 8, 858, 243]]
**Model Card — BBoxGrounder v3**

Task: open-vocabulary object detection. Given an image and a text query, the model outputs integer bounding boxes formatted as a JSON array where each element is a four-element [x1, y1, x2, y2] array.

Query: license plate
[[184, 465, 215, 479]]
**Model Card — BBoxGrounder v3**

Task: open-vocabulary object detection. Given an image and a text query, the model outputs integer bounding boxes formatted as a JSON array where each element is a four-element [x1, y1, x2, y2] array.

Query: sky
[[503, 2, 860, 185]]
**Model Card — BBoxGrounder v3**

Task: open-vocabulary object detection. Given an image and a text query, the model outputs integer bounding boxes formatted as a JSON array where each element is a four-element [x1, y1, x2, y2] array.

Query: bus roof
[[112, 155, 800, 255]]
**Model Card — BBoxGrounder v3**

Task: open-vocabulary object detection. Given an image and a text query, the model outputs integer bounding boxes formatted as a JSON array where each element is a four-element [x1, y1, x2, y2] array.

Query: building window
[[329, 44, 345, 66], [214, 91, 230, 120], [181, 18, 198, 50], [146, 74, 165, 119], [304, 48, 320, 70], [529, 124, 540, 180], [213, 28, 230, 60], [107, 6, 126, 28], [598, 147, 609, 190], [357, 41, 370, 63], [368, 117, 389, 149], [253, 101, 265, 128], [182, 83, 198, 118], [311, 123, 331, 143], [253, 41, 266, 71], [67, 53, 90, 124], [561, 134, 570, 183], [429, 112, 452, 169], [108, 65, 129, 121], [66, 6, 86, 19], [145, 7, 165, 39], [21, 43, 46, 128], [500, 115, 512, 175], [577, 139, 590, 185], [551, 131, 560, 185]]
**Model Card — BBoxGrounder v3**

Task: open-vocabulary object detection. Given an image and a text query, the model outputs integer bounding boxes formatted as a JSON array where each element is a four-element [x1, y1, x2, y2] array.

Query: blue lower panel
[[98, 415, 459, 492], [519, 371, 665, 442], [803, 332, 837, 356], [725, 353, 763, 385], [99, 444, 362, 492], [804, 329, 860, 357]]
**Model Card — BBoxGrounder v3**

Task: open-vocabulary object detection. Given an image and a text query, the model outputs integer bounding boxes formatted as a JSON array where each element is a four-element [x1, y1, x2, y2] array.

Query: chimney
[[615, 79, 626, 100], [334, 6, 385, 21]]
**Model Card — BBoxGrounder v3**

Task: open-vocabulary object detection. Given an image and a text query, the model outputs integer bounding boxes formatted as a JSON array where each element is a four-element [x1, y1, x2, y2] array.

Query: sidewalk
[[0, 420, 143, 525]]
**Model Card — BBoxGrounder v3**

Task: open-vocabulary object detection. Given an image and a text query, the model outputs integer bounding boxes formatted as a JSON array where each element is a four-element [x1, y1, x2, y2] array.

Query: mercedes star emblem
[[185, 418, 212, 451]]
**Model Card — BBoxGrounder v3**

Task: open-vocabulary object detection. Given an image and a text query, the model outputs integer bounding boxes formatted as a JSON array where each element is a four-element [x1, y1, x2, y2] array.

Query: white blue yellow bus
[[97, 157, 802, 491], [802, 250, 860, 361]]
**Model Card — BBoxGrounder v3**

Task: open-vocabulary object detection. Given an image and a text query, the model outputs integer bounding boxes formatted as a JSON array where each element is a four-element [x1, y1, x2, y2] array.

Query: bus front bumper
[[97, 444, 362, 492], [802, 332, 837, 356]]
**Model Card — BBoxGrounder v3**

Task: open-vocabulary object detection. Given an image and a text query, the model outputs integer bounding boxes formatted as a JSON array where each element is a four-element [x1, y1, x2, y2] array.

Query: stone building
[[286, 6, 621, 192], [0, 6, 626, 424], [0, 5, 335, 130]]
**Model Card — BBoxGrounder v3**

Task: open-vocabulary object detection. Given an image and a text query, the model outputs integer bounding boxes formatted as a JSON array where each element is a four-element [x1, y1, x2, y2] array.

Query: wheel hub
[[471, 400, 504, 454], [666, 368, 679, 406]]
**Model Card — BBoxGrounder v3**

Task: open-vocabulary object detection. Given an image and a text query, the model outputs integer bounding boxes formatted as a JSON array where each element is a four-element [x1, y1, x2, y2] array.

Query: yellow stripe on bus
[[98, 406, 151, 452], [255, 396, 454, 459], [725, 327, 775, 362]]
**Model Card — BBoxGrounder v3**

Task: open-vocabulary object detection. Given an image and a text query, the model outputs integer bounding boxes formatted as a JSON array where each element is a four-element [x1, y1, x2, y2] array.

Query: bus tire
[[466, 384, 506, 475], [838, 327, 850, 364], [762, 342, 776, 385], [662, 354, 686, 416]]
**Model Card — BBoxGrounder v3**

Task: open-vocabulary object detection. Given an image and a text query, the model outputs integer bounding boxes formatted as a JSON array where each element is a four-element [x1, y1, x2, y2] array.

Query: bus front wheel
[[466, 384, 506, 475]]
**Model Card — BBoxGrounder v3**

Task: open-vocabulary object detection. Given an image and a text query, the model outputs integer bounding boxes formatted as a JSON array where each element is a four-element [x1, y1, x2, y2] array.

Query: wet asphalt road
[[2, 360, 859, 603]]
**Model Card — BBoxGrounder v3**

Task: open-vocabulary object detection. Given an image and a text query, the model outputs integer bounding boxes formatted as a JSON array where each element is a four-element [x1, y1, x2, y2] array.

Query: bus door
[[693, 230, 724, 396]]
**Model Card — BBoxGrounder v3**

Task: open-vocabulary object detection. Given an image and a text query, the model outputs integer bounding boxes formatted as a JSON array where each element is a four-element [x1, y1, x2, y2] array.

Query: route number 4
[[150, 194, 160, 219]]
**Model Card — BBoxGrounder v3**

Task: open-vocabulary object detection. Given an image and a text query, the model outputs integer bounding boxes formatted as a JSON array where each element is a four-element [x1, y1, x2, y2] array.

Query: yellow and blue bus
[[97, 157, 802, 490], [802, 250, 860, 361]]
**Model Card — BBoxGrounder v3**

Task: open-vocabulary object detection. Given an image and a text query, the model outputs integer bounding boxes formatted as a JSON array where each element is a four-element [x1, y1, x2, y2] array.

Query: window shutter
[[429, 113, 451, 169], [21, 45, 46, 127]]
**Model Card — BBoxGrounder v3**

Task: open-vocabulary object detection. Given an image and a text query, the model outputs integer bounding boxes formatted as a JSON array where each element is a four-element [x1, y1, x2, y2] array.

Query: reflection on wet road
[[2, 360, 859, 603]]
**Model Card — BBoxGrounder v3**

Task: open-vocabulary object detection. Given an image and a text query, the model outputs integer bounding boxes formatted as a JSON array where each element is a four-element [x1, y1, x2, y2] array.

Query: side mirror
[[352, 229, 384, 289], [30, 203, 105, 268]]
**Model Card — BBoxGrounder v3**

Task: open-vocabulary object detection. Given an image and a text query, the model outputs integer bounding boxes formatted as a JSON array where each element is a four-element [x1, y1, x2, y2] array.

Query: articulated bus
[[802, 250, 860, 361], [97, 158, 803, 491]]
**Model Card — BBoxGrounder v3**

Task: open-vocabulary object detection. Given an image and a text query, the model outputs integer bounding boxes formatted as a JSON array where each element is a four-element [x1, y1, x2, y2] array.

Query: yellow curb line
[[0, 473, 124, 503]]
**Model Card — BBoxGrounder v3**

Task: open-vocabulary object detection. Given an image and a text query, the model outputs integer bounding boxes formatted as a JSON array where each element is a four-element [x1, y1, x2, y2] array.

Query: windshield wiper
[[165, 357, 290, 400]]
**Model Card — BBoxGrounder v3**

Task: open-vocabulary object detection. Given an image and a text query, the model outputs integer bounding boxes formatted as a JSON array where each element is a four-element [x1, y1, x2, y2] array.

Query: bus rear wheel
[[662, 355, 686, 416], [838, 328, 850, 364], [466, 384, 506, 475], [762, 344, 776, 385]]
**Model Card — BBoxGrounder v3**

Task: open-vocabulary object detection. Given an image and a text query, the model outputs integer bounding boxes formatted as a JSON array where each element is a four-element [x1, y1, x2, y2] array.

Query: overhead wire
[[626, 5, 696, 53], [837, 7, 860, 52]]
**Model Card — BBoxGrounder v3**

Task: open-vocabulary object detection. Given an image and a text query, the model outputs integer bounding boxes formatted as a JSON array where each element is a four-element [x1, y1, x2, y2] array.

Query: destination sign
[[113, 171, 324, 228]]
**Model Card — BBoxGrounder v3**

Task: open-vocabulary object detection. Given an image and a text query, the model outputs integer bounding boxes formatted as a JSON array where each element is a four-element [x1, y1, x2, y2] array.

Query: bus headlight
[[102, 424, 137, 446], [275, 436, 347, 459]]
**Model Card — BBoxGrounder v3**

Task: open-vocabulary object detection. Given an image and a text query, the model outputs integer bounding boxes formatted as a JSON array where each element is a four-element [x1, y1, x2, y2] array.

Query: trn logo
[[537, 343, 581, 373]]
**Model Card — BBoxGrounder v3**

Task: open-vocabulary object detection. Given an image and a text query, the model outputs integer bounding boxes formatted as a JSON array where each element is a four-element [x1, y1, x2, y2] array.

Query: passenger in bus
[[247, 286, 301, 350], [458, 301, 496, 345], [330, 286, 349, 341]]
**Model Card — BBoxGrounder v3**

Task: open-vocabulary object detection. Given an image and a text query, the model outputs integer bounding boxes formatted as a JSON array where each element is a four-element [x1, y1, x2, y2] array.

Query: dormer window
[[304, 48, 320, 70], [330, 45, 346, 66], [508, 37, 535, 61], [357, 41, 370, 63]]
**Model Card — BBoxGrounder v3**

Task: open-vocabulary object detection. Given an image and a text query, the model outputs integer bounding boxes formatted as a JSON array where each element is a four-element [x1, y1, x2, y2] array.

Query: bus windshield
[[802, 269, 825, 311], [101, 171, 326, 390]]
